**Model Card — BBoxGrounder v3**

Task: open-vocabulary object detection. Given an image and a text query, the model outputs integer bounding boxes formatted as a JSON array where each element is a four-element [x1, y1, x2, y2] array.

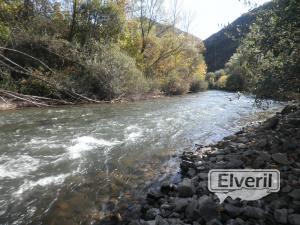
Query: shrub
[[225, 73, 246, 91], [190, 75, 208, 93], [145, 78, 161, 93], [162, 73, 190, 95], [74, 45, 147, 100], [205, 72, 216, 89], [216, 75, 228, 89]]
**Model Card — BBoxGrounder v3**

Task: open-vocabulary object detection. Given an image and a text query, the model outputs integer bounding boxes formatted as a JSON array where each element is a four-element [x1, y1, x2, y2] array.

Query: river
[[0, 91, 283, 225]]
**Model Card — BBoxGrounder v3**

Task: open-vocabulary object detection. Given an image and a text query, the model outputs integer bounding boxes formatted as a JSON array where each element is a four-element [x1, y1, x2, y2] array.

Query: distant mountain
[[155, 22, 204, 45], [204, 2, 273, 72]]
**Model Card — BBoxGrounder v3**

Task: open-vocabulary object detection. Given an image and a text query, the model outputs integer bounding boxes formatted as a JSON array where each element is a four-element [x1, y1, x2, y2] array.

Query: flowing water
[[0, 91, 283, 225]]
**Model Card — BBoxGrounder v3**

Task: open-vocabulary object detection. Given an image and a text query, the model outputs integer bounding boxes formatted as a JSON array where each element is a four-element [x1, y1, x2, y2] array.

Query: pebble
[[127, 105, 300, 225]]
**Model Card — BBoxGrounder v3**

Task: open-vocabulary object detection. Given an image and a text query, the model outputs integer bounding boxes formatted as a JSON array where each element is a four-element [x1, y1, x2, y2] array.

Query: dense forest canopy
[[0, 0, 208, 104]]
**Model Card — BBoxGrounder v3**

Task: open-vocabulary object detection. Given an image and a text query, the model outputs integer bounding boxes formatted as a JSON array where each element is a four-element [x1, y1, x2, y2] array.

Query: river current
[[0, 91, 283, 225]]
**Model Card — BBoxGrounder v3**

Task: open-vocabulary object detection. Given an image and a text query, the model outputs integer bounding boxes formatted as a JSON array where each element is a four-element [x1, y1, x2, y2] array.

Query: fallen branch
[[0, 50, 102, 104], [0, 89, 49, 107]]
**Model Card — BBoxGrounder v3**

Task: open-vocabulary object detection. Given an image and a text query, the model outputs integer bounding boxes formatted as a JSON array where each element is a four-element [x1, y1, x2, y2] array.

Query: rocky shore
[[127, 104, 300, 225]]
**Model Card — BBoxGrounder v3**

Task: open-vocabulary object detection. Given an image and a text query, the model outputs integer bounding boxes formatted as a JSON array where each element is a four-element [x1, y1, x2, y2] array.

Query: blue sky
[[165, 0, 270, 40]]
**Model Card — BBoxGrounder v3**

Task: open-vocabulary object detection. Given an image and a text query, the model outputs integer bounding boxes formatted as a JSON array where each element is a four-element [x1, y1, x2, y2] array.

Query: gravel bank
[[127, 104, 300, 225]]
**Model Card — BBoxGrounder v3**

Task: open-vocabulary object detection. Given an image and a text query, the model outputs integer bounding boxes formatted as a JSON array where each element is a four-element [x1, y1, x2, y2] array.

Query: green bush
[[190, 76, 208, 93], [74, 45, 147, 100], [162, 73, 190, 95], [205, 72, 216, 89], [225, 73, 246, 91]]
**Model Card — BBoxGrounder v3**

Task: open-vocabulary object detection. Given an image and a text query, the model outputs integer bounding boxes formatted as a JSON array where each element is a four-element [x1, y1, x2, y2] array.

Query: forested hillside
[[204, 1, 273, 72], [205, 0, 299, 100], [0, 0, 208, 106]]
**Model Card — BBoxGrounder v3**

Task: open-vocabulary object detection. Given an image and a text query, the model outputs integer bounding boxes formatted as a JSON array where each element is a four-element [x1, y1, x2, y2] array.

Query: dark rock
[[269, 198, 289, 210], [272, 153, 292, 165], [187, 168, 196, 177], [258, 151, 271, 161], [174, 198, 190, 212], [225, 159, 244, 169], [145, 208, 160, 220], [225, 219, 244, 225], [167, 218, 185, 225], [155, 215, 169, 225], [185, 198, 199, 220], [147, 191, 164, 201], [274, 208, 288, 224], [161, 182, 176, 194], [177, 178, 195, 198], [198, 195, 218, 222], [252, 158, 265, 168], [288, 189, 300, 200], [206, 219, 223, 225], [129, 220, 141, 225], [180, 160, 195, 174], [160, 204, 174, 210], [281, 185, 292, 193], [168, 212, 181, 218], [145, 221, 155, 225], [292, 168, 300, 175], [198, 172, 208, 180], [242, 206, 264, 219], [282, 105, 298, 115], [288, 214, 300, 225], [263, 117, 279, 129], [224, 203, 242, 217]]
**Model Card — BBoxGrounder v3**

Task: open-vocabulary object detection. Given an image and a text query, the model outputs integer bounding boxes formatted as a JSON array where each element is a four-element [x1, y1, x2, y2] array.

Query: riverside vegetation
[[0, 0, 298, 107], [204, 0, 299, 101], [0, 0, 299, 225], [0, 0, 208, 108]]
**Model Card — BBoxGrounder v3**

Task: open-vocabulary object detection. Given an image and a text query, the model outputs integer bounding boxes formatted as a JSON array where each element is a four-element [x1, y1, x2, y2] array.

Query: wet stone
[[242, 206, 264, 219], [288, 189, 300, 200], [161, 182, 176, 194], [177, 178, 195, 198], [206, 219, 223, 225], [288, 214, 300, 225], [225, 159, 244, 169], [198, 195, 218, 222], [174, 198, 189, 212], [224, 203, 242, 217], [281, 185, 292, 193], [185, 198, 199, 220], [155, 215, 169, 225], [272, 153, 292, 165], [145, 208, 160, 220], [274, 208, 288, 224]]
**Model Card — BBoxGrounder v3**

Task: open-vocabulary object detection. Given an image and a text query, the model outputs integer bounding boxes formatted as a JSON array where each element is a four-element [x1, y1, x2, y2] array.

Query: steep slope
[[204, 2, 272, 72]]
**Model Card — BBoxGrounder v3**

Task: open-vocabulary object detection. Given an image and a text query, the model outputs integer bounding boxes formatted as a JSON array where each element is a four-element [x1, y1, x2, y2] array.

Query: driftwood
[[0, 89, 76, 107], [0, 46, 103, 105]]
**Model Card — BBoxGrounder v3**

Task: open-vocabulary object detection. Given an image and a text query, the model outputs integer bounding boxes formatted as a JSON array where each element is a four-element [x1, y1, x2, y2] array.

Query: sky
[[165, 0, 270, 40]]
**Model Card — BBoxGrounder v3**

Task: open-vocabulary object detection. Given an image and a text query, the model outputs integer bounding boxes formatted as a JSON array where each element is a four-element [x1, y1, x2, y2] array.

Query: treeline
[[0, 0, 208, 103], [205, 0, 299, 101]]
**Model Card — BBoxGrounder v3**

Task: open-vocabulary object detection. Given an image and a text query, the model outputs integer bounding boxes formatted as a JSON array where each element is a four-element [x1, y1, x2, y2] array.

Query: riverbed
[[0, 91, 283, 225]]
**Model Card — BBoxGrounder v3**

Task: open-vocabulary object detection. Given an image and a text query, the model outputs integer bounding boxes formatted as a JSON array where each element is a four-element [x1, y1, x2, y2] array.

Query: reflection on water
[[0, 91, 282, 225]]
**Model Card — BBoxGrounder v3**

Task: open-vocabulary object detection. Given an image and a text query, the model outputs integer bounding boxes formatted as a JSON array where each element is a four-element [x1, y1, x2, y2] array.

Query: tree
[[227, 0, 300, 99]]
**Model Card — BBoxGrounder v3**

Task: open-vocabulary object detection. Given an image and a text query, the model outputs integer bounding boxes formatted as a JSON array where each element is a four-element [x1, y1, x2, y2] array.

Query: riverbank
[[125, 104, 300, 225], [0, 91, 165, 111]]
